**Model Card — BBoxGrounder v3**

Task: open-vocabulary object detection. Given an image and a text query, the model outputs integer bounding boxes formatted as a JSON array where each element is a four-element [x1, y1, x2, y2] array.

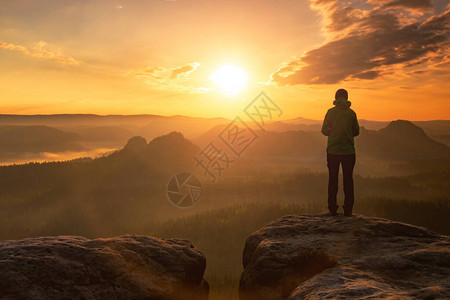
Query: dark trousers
[[327, 153, 356, 214]]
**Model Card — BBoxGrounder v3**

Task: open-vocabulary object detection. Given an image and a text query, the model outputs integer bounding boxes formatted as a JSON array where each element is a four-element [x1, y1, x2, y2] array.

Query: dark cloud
[[352, 70, 381, 79], [326, 6, 362, 32], [381, 0, 433, 10], [272, 0, 449, 85]]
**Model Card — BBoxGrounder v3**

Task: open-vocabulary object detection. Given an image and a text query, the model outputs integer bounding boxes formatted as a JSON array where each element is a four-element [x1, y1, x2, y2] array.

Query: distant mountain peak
[[119, 132, 192, 157], [144, 131, 199, 155], [149, 131, 186, 145], [358, 119, 450, 160], [123, 136, 147, 153], [380, 119, 427, 138], [388, 119, 419, 127]]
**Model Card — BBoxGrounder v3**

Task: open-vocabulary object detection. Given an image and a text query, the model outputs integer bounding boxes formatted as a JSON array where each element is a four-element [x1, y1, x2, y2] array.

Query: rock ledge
[[239, 214, 449, 300], [0, 235, 208, 300]]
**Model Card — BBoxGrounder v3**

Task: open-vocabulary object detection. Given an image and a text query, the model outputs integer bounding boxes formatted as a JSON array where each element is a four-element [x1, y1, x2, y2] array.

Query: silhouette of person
[[321, 89, 359, 216]]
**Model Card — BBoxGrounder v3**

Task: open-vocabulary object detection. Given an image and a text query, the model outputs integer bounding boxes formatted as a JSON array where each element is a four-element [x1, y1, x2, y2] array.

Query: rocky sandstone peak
[[239, 214, 449, 300], [0, 235, 208, 300], [123, 136, 147, 152], [380, 120, 429, 140]]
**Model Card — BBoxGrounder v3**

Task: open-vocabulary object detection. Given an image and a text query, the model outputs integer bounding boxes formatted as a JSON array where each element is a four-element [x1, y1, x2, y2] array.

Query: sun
[[210, 65, 249, 97]]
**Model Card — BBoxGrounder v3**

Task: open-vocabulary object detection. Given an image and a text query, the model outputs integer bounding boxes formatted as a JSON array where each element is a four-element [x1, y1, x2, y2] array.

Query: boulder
[[239, 214, 449, 300], [0, 235, 208, 300]]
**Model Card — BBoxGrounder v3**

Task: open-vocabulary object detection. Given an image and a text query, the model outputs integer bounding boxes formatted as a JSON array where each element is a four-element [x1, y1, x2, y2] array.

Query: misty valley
[[0, 114, 449, 299]]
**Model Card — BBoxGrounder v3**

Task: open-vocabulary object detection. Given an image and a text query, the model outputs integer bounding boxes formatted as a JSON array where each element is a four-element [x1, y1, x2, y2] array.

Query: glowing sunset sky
[[0, 0, 449, 120]]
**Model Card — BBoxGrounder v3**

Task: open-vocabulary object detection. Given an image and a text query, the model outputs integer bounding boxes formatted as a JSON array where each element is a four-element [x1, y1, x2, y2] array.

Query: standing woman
[[321, 89, 360, 216]]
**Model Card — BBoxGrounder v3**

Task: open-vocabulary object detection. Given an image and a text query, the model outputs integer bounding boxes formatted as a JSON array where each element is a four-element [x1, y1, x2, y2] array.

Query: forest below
[[0, 119, 449, 299]]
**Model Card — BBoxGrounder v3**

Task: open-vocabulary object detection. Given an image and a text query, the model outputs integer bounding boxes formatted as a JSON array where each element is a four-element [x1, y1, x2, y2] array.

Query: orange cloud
[[128, 62, 209, 94], [0, 41, 80, 65], [169, 62, 200, 79]]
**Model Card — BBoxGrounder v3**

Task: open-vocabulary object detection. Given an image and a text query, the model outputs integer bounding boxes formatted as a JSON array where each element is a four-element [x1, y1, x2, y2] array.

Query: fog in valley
[[1, 114, 449, 299]]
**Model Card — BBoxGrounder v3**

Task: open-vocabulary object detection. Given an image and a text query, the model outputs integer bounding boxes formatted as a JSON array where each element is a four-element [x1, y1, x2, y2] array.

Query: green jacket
[[321, 97, 360, 154]]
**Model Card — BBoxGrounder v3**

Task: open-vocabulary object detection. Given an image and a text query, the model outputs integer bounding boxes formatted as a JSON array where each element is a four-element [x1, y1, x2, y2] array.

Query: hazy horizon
[[1, 112, 449, 122]]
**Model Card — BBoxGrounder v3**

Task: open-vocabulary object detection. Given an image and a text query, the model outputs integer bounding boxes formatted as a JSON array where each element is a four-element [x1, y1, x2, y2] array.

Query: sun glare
[[210, 65, 249, 97]]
